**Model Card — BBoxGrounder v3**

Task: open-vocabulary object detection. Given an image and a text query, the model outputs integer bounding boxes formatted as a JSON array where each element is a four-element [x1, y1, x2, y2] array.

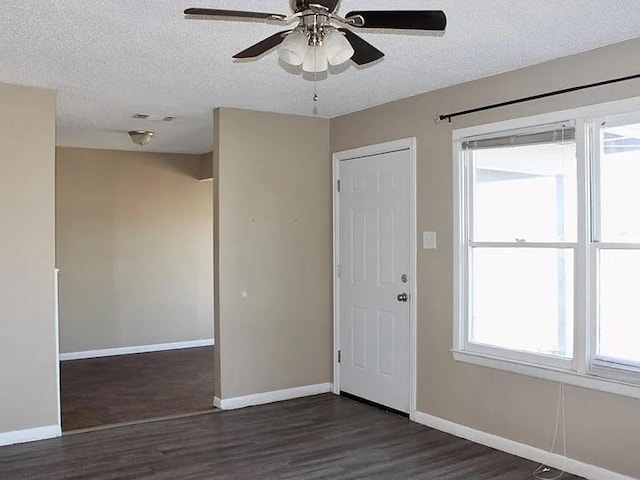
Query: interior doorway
[[333, 138, 417, 416], [55, 147, 216, 431]]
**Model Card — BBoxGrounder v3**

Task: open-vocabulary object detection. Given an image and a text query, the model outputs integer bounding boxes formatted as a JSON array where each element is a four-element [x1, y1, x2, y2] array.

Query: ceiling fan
[[184, 1, 447, 73]]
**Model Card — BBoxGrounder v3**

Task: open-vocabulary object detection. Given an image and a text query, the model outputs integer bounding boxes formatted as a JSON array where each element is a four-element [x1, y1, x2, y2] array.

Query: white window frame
[[589, 111, 640, 384], [452, 97, 640, 401], [461, 120, 578, 371]]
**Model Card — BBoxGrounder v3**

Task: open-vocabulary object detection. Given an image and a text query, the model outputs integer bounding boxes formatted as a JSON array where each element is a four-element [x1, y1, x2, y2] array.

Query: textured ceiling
[[1, 1, 640, 154]]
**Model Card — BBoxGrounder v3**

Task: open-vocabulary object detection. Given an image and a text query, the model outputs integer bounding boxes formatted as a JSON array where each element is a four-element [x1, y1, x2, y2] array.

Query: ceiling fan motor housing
[[290, 0, 341, 14], [301, 12, 331, 46]]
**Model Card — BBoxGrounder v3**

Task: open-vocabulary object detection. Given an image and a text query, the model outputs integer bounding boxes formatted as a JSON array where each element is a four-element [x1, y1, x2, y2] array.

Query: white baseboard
[[215, 383, 332, 410], [60, 339, 215, 361], [0, 425, 61, 447], [413, 411, 635, 480]]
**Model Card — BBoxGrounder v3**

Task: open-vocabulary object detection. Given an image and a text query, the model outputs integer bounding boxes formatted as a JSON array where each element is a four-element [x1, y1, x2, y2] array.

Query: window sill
[[452, 349, 640, 400]]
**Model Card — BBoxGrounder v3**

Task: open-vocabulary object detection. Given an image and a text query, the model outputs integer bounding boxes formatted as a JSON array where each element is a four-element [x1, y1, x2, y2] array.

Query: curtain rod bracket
[[433, 114, 452, 124]]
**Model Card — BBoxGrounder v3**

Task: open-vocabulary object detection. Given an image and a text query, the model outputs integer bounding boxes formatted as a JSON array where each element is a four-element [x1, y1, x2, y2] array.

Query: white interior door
[[338, 146, 412, 413]]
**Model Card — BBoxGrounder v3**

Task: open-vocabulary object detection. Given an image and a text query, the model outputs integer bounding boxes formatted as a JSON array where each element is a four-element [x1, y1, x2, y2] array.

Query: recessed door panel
[[352, 307, 367, 369], [378, 311, 395, 376]]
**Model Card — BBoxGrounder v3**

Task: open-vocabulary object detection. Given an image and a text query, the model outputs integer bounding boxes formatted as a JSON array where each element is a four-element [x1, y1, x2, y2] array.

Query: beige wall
[[199, 151, 214, 180], [214, 108, 332, 399], [331, 38, 640, 478], [56, 148, 213, 353], [0, 83, 58, 434]]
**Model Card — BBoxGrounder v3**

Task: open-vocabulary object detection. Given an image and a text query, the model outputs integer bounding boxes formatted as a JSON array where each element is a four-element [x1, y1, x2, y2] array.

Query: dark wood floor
[[61, 346, 215, 431], [0, 394, 581, 479]]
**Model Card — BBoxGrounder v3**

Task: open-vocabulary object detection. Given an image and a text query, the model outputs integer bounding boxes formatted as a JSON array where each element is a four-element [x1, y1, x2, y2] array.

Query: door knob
[[397, 293, 409, 302]]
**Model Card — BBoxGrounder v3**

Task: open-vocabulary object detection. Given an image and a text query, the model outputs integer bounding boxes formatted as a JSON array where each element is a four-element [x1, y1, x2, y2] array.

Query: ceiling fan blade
[[233, 30, 292, 59], [184, 8, 286, 22], [346, 10, 447, 31], [316, 0, 342, 13], [338, 29, 384, 66]]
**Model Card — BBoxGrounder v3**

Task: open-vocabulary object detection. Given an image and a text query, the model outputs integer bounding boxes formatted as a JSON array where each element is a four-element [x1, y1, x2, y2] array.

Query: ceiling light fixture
[[278, 28, 354, 73], [128, 130, 155, 146]]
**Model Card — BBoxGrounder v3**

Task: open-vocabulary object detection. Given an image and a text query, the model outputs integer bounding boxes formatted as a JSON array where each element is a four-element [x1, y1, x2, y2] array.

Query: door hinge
[[338, 350, 341, 363], [336, 264, 341, 278], [337, 179, 341, 192]]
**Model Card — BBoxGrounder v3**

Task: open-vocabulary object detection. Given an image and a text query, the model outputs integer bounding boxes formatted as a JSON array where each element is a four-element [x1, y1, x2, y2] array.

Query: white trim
[[0, 425, 61, 447], [463, 342, 573, 371], [598, 109, 640, 129], [332, 137, 418, 419], [59, 339, 215, 361], [408, 138, 418, 421], [452, 140, 465, 352], [593, 243, 640, 249], [332, 149, 340, 396], [333, 138, 415, 162], [468, 241, 577, 249], [575, 119, 591, 375], [412, 411, 635, 480], [214, 383, 333, 410], [453, 350, 640, 400], [54, 268, 61, 429], [591, 360, 640, 385]]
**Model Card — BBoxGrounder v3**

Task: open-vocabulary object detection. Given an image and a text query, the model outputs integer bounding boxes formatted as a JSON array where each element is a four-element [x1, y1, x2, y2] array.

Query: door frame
[[332, 137, 418, 419]]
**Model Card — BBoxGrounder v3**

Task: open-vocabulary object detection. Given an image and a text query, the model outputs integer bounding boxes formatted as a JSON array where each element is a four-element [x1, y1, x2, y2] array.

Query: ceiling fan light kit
[[278, 31, 308, 66], [302, 44, 329, 73], [185, 1, 446, 75], [278, 29, 355, 72], [323, 30, 355, 66]]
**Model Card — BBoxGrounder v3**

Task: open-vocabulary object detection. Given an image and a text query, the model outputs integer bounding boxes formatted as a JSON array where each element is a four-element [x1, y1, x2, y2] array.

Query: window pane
[[598, 122, 640, 242], [471, 140, 577, 242], [471, 248, 574, 357], [598, 250, 640, 364]]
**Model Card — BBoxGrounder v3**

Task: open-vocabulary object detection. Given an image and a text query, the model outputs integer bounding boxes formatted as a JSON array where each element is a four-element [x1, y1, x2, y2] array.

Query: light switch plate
[[423, 231, 437, 250]]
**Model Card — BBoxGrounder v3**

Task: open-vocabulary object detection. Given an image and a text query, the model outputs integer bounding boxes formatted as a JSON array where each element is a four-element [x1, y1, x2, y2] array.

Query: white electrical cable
[[532, 383, 567, 480], [530, 126, 570, 480]]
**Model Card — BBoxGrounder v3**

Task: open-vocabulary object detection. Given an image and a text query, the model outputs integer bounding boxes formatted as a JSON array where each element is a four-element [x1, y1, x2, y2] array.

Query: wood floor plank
[[61, 346, 215, 431], [0, 394, 582, 479]]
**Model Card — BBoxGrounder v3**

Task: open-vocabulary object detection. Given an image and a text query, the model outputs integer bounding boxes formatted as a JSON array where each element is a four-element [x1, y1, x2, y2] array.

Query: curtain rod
[[436, 73, 640, 124]]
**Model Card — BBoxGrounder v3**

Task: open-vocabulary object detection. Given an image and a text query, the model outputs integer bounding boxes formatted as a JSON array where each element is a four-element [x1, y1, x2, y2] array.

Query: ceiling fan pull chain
[[313, 47, 319, 102]]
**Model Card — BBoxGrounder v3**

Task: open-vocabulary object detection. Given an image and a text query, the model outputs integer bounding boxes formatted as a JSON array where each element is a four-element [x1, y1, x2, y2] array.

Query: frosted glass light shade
[[302, 46, 328, 73], [129, 130, 154, 146], [324, 30, 354, 66], [278, 31, 308, 66]]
